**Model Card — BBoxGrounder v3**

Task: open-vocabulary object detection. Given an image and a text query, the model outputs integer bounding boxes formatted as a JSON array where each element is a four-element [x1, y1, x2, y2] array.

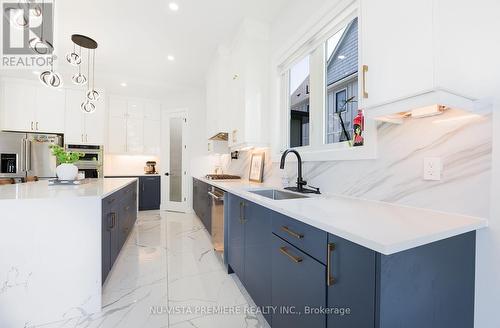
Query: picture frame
[[249, 152, 265, 182]]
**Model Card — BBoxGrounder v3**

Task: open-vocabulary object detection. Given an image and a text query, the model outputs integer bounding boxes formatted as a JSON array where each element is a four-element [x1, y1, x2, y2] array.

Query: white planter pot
[[56, 163, 78, 181]]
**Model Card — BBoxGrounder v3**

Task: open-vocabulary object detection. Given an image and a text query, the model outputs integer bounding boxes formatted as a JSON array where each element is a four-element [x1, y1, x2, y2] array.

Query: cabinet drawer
[[272, 212, 328, 264], [272, 235, 326, 328]]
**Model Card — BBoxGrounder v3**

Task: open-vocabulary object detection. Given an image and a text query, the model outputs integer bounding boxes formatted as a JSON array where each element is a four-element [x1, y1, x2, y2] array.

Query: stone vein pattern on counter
[[0, 178, 138, 200], [199, 177, 487, 255]]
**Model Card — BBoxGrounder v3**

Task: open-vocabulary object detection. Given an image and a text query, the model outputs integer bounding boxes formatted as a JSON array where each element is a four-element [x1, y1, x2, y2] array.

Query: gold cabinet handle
[[281, 225, 304, 239], [36, 121, 39, 130], [31, 121, 34, 130], [239, 201, 246, 223], [327, 243, 335, 286], [362, 65, 369, 98], [279, 246, 303, 263]]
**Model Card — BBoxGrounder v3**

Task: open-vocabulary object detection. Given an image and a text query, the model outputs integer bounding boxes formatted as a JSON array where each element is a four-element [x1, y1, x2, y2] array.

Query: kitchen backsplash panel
[[103, 154, 160, 176], [213, 108, 492, 218]]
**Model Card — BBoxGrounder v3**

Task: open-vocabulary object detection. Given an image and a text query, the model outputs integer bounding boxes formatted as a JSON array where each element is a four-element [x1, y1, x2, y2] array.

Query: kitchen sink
[[248, 189, 309, 200]]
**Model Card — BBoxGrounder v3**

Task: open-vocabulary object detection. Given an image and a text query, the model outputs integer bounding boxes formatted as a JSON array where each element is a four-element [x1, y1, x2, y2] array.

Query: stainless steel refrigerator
[[0, 132, 63, 179]]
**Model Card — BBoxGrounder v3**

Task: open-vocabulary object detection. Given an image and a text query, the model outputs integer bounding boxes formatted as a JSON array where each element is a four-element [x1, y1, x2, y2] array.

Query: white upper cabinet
[[35, 87, 66, 133], [206, 19, 270, 150], [64, 89, 85, 144], [2, 82, 37, 132], [64, 89, 106, 145], [143, 102, 161, 154], [107, 96, 161, 155], [108, 115, 127, 153], [1, 79, 65, 133], [360, 0, 475, 117], [361, 0, 434, 108]]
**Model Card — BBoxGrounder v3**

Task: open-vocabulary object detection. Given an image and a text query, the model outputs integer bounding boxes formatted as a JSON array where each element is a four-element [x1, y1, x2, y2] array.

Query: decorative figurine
[[352, 109, 364, 147]]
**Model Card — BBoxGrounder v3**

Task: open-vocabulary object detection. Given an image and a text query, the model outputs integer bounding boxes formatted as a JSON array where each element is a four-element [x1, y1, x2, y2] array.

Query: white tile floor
[[34, 211, 269, 328]]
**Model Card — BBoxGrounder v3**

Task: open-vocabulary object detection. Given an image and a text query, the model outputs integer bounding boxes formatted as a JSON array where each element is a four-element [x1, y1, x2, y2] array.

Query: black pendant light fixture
[[67, 34, 99, 113]]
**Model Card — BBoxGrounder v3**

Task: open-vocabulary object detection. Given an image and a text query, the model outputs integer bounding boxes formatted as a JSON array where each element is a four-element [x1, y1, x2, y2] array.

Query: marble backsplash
[[210, 107, 492, 218]]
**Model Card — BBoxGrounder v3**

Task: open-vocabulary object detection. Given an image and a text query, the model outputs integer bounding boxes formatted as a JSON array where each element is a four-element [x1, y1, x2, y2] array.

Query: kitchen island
[[0, 178, 138, 328]]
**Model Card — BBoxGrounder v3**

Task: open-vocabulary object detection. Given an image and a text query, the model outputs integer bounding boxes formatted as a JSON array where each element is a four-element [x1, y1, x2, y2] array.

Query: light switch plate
[[423, 157, 442, 181]]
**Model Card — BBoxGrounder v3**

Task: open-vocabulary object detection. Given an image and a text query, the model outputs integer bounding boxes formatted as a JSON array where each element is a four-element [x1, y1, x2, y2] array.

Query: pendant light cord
[[92, 49, 96, 90]]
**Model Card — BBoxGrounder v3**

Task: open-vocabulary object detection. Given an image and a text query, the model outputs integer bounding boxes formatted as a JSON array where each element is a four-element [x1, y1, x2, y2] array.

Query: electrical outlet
[[423, 157, 442, 181]]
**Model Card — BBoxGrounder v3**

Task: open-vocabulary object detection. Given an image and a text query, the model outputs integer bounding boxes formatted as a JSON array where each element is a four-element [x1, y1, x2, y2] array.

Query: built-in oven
[[65, 144, 103, 178], [208, 186, 225, 263]]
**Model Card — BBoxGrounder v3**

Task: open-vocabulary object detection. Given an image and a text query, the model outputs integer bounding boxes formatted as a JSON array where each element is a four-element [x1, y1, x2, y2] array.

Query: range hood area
[[208, 132, 228, 141]]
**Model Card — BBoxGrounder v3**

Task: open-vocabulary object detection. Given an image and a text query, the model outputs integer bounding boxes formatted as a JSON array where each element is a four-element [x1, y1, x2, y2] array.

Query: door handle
[[25, 139, 32, 171], [279, 246, 303, 263], [327, 243, 335, 286], [208, 191, 224, 201], [164, 172, 169, 176], [362, 65, 369, 98], [281, 226, 304, 239], [239, 201, 246, 223]]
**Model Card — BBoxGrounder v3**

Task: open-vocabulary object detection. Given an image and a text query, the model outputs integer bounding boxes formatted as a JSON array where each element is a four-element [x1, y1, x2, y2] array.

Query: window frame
[[276, 2, 377, 162]]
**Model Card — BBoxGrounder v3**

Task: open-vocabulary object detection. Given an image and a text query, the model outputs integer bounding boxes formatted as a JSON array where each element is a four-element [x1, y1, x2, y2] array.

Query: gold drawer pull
[[279, 246, 303, 263], [327, 243, 335, 286], [281, 225, 303, 239]]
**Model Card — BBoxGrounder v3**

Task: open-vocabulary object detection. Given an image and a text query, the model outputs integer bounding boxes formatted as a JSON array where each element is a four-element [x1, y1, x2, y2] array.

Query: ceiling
[[1, 0, 287, 98]]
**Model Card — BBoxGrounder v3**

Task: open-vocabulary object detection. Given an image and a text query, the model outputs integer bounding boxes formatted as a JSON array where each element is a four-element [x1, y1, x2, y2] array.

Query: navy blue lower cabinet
[[227, 193, 245, 278], [375, 231, 476, 328], [327, 233, 376, 328], [192, 178, 212, 231], [243, 201, 273, 323], [271, 235, 326, 328], [139, 176, 161, 210], [101, 182, 138, 284]]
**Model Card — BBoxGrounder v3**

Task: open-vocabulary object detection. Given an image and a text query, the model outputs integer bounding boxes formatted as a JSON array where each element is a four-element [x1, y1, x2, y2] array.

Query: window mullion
[[309, 45, 326, 149]]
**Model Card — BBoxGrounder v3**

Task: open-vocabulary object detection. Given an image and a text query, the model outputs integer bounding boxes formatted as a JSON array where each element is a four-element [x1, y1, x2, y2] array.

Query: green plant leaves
[[49, 145, 85, 164]]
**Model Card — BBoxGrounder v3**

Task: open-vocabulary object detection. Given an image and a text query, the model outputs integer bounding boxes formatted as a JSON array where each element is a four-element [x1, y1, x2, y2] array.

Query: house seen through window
[[325, 17, 359, 144]]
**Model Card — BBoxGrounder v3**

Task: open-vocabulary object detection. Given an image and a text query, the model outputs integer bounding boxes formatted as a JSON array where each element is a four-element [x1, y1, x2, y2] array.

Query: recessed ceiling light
[[338, 55, 346, 60], [120, 82, 127, 87], [167, 55, 175, 61], [168, 2, 179, 11]]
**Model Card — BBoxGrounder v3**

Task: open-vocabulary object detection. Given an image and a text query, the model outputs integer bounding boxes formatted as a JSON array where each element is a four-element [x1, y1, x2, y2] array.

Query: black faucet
[[280, 149, 320, 194]]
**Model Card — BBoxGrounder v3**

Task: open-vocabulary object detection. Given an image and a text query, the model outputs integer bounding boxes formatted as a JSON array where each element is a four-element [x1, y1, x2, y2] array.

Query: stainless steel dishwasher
[[208, 186, 225, 262]]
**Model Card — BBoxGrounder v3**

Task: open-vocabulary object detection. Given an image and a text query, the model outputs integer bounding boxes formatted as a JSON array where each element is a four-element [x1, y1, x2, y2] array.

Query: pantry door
[[161, 109, 188, 212]]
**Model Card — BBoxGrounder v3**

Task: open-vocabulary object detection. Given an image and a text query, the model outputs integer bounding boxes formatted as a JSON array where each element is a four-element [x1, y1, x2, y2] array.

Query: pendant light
[[67, 34, 99, 113], [36, 0, 61, 88], [29, 0, 54, 55]]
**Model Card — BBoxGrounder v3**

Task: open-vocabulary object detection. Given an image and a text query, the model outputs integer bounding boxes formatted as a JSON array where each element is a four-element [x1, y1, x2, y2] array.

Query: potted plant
[[49, 145, 85, 180]]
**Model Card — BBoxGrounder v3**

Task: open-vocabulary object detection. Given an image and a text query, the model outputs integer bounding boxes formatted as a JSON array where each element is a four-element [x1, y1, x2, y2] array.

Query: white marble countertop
[[198, 177, 488, 255], [0, 178, 137, 200]]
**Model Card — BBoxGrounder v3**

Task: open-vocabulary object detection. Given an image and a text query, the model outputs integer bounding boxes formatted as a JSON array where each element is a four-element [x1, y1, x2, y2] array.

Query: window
[[325, 17, 359, 145], [289, 55, 310, 148], [279, 9, 375, 161]]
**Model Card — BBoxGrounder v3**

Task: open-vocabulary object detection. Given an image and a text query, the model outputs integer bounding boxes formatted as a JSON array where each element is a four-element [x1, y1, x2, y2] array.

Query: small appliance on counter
[[144, 161, 157, 174]]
